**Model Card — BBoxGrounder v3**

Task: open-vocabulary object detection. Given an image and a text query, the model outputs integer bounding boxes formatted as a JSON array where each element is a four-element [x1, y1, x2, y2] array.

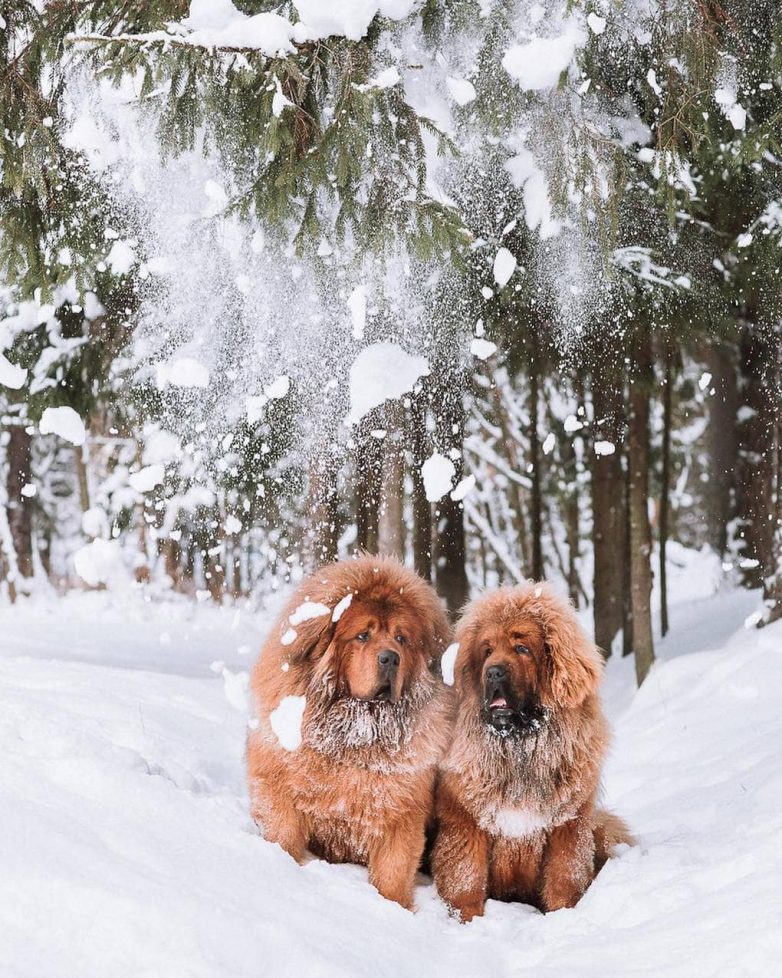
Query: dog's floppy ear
[[279, 598, 337, 665], [544, 600, 603, 708]]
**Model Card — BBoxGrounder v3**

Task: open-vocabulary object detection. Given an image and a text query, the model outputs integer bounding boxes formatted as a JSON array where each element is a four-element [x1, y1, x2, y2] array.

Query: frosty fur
[[431, 582, 633, 920], [247, 554, 451, 909]]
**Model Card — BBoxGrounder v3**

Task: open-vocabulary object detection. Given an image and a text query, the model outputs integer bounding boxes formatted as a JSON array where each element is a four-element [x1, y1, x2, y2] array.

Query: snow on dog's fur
[[431, 582, 632, 920], [247, 555, 451, 909]]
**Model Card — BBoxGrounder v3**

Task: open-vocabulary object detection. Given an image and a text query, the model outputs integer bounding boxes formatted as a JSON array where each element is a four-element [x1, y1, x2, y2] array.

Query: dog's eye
[[483, 648, 492, 660], [395, 634, 406, 645], [357, 631, 370, 642], [514, 644, 531, 656]]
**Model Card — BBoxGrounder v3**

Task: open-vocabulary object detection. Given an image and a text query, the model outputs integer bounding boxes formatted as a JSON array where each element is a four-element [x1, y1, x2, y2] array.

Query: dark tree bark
[[659, 346, 673, 637], [433, 380, 469, 615], [6, 425, 34, 580], [591, 367, 625, 657], [735, 321, 777, 588], [628, 332, 655, 684], [705, 341, 739, 555], [760, 327, 782, 624], [409, 388, 432, 580], [622, 451, 634, 658]]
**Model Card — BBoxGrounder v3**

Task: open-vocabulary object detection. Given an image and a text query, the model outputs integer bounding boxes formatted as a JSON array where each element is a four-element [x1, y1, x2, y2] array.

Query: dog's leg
[[249, 777, 308, 863], [540, 809, 595, 911], [367, 816, 427, 910], [431, 782, 489, 922]]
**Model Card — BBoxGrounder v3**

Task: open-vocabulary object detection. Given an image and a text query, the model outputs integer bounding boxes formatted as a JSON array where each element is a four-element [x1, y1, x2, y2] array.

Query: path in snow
[[1, 583, 780, 977]]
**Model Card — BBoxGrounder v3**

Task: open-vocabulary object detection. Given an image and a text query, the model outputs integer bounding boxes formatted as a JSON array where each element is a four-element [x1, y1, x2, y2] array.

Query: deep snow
[[1, 573, 780, 978]]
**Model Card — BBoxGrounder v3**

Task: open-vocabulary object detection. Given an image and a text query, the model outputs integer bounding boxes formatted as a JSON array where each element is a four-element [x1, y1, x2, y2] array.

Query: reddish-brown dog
[[247, 555, 451, 909], [431, 583, 632, 920]]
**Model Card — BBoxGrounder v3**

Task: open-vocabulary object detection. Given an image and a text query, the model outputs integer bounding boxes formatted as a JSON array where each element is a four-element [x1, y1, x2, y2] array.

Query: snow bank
[[1, 586, 779, 977], [346, 343, 429, 425]]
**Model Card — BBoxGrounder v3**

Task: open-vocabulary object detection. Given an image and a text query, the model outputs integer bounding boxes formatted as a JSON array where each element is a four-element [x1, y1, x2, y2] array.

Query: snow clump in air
[[346, 343, 429, 425], [422, 452, 456, 502], [39, 406, 86, 446]]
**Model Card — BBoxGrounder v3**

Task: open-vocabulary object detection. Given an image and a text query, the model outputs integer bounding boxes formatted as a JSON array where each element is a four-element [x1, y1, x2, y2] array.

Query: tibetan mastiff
[[432, 582, 632, 920], [247, 554, 451, 909]]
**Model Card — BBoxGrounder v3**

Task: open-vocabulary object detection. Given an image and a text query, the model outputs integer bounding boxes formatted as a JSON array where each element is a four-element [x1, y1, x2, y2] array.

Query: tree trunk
[[377, 403, 405, 558], [735, 321, 777, 587], [434, 382, 469, 615], [528, 339, 544, 581], [705, 341, 738, 555], [410, 389, 432, 580], [659, 346, 673, 637], [760, 327, 782, 624], [559, 427, 581, 608], [355, 414, 382, 554], [628, 332, 655, 684], [6, 425, 34, 581], [307, 450, 340, 569], [591, 370, 625, 657]]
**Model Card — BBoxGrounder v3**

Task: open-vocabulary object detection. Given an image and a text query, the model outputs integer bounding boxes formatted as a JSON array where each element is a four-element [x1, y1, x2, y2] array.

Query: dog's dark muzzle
[[483, 664, 545, 735]]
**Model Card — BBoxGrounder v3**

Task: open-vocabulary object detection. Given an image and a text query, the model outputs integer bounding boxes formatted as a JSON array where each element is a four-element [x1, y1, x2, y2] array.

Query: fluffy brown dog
[[431, 582, 631, 920], [247, 555, 451, 909]]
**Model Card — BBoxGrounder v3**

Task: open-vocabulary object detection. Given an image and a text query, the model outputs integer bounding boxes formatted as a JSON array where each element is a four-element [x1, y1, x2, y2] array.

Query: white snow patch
[[106, 240, 136, 276], [289, 601, 331, 626], [542, 432, 556, 455], [332, 593, 354, 622], [587, 13, 607, 35], [346, 343, 429, 425], [280, 628, 297, 646], [270, 695, 306, 751], [441, 643, 459, 686], [157, 357, 210, 389], [493, 247, 517, 288], [272, 77, 294, 117], [265, 375, 290, 400], [564, 414, 583, 433], [736, 233, 753, 249], [698, 372, 713, 392], [503, 20, 585, 91], [594, 440, 616, 457], [293, 0, 417, 42], [39, 406, 86, 446], [487, 806, 550, 839], [422, 453, 456, 502], [0, 353, 27, 389], [470, 338, 497, 360], [128, 464, 165, 493], [347, 285, 367, 340], [451, 474, 476, 502], [446, 77, 477, 106], [73, 539, 121, 587]]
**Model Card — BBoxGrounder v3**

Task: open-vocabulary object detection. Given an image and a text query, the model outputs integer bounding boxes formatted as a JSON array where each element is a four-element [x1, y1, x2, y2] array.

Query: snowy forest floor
[[2, 554, 781, 977]]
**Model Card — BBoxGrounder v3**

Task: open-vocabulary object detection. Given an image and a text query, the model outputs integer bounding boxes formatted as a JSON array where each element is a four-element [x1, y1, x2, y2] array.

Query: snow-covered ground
[[2, 568, 780, 977]]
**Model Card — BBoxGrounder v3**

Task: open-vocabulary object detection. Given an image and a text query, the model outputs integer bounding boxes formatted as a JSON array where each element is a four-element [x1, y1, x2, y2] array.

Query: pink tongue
[[490, 696, 508, 709]]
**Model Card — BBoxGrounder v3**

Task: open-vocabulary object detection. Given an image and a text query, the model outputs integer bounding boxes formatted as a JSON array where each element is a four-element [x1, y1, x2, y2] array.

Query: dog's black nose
[[486, 664, 507, 683], [378, 649, 400, 669]]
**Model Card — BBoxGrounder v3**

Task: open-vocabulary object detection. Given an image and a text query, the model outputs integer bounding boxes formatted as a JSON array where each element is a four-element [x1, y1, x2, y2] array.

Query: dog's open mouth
[[489, 695, 509, 710]]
